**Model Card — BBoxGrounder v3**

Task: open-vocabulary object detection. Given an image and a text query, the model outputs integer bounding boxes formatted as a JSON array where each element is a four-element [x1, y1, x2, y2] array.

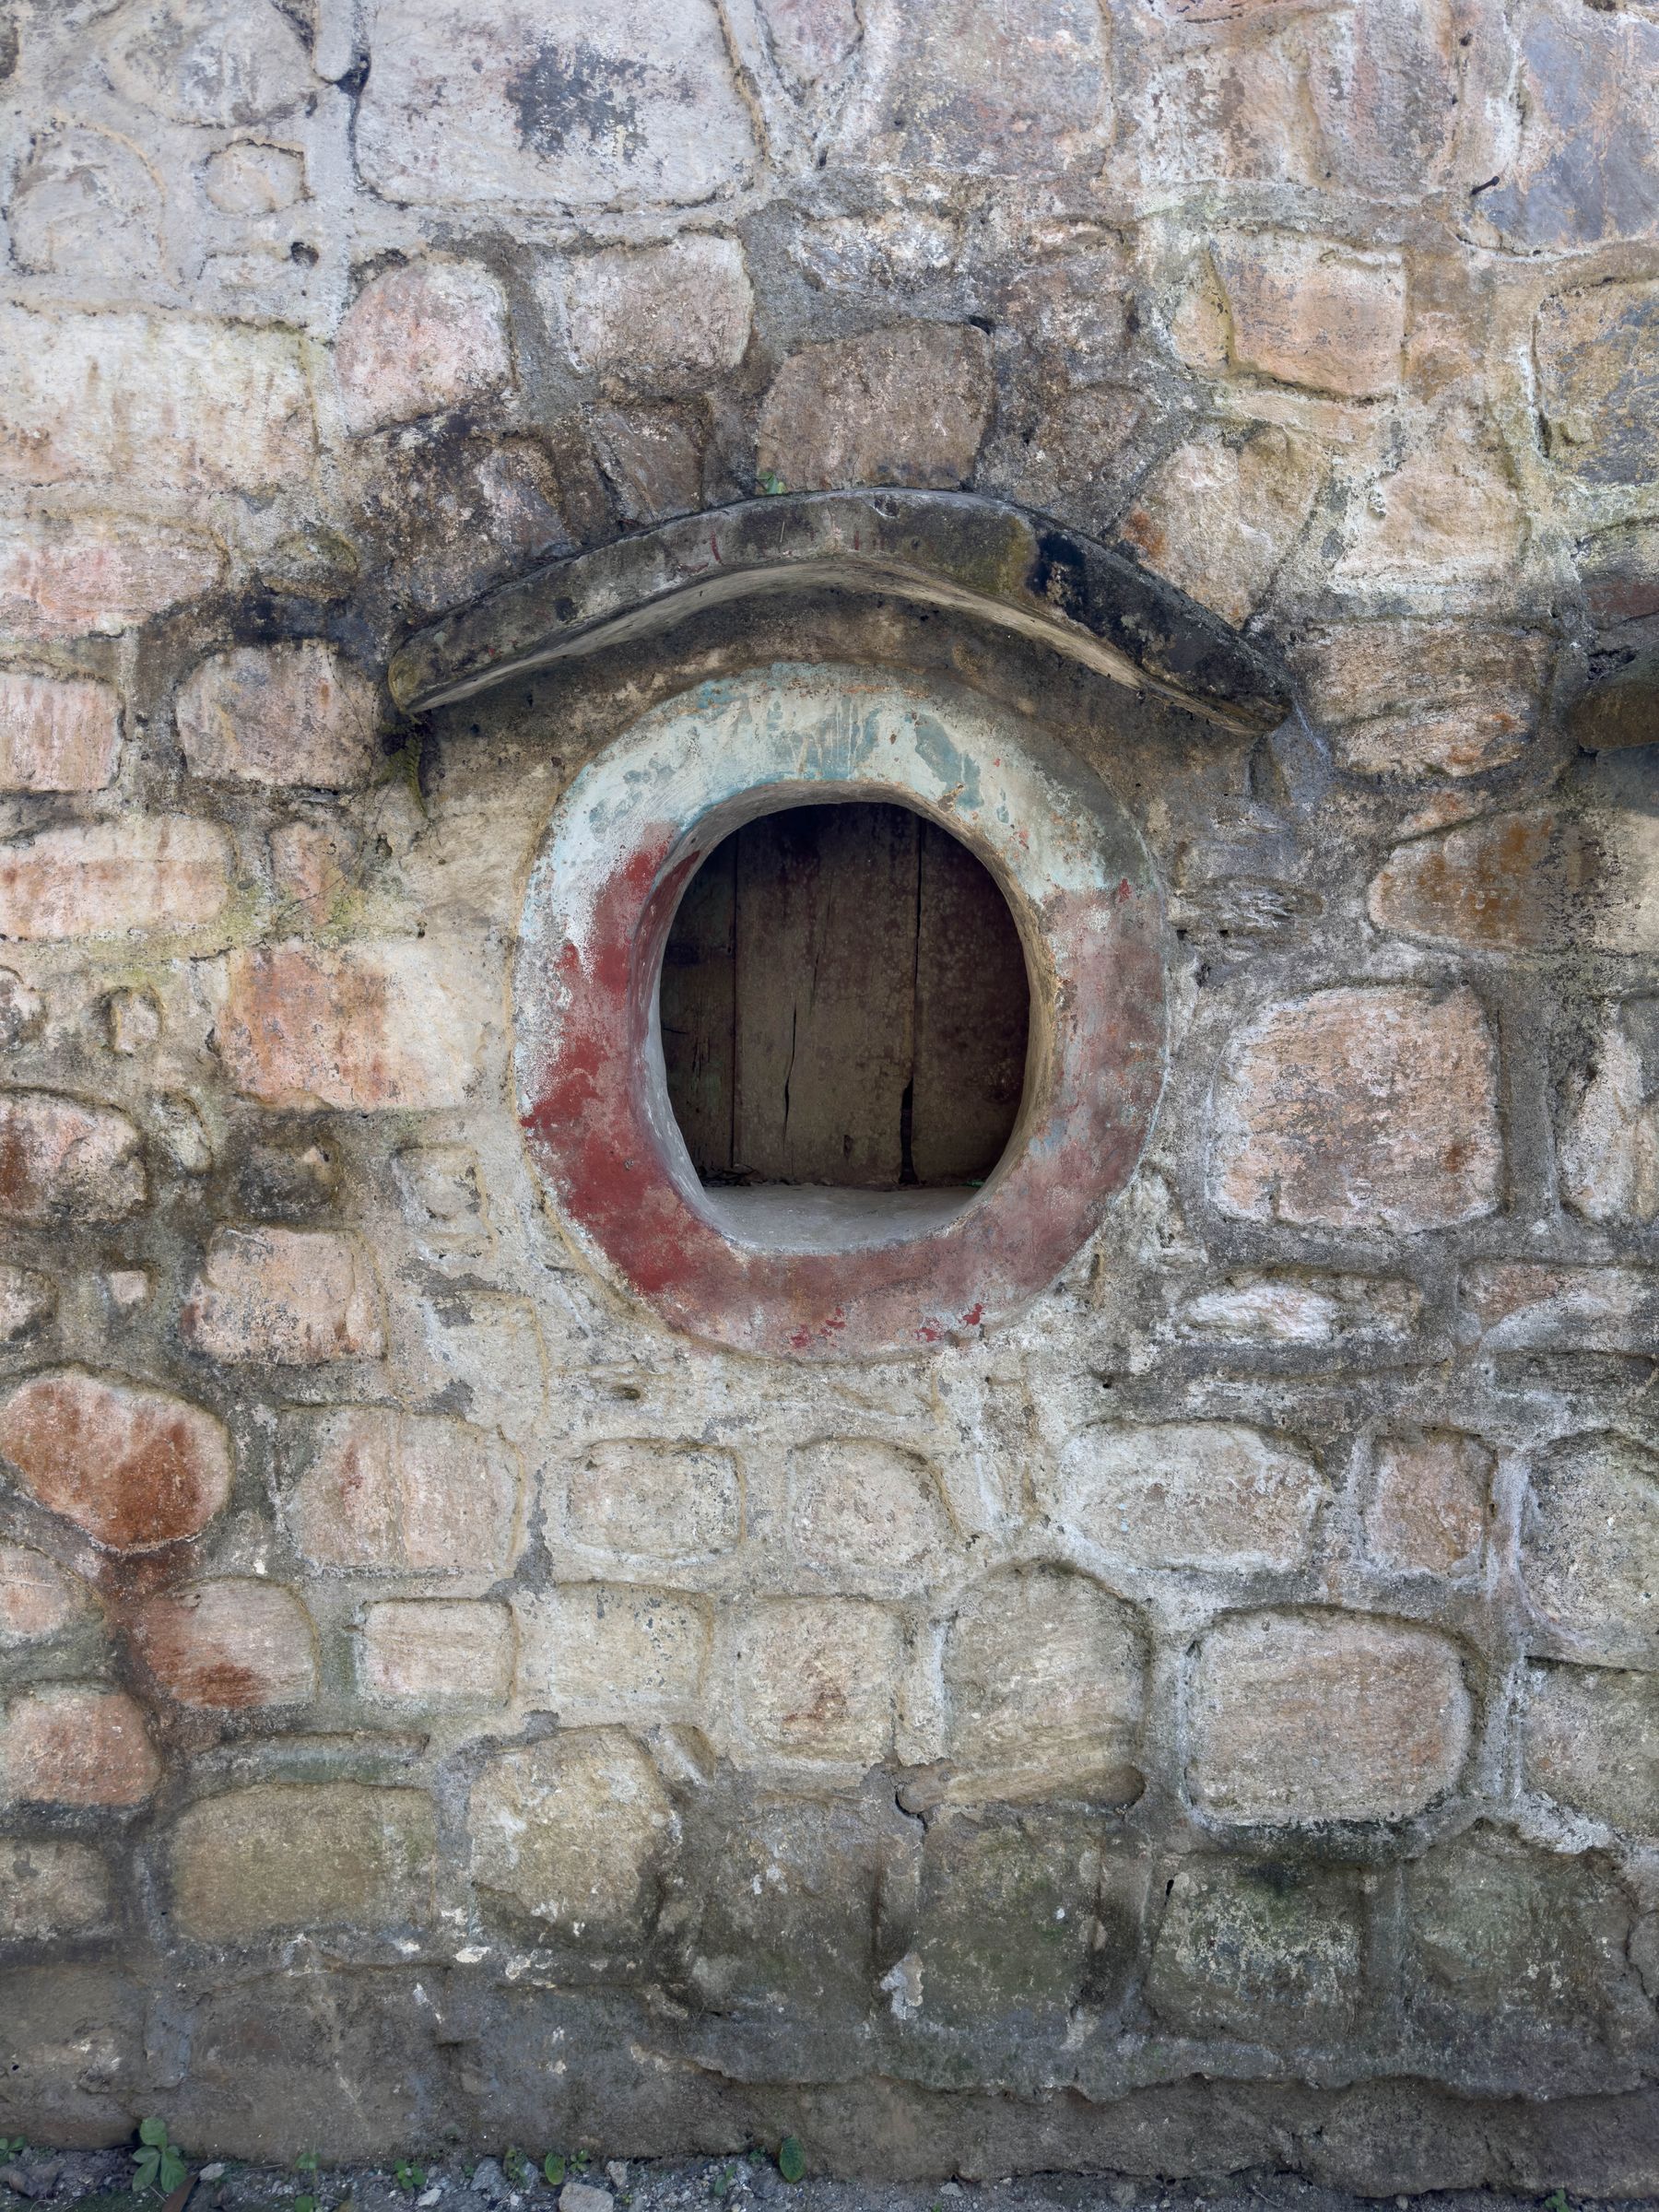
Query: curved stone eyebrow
[[387, 487, 1294, 736]]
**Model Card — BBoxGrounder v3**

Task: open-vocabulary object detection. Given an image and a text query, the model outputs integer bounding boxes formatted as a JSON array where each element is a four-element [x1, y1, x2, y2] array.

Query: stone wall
[[1, 0, 1658, 2189]]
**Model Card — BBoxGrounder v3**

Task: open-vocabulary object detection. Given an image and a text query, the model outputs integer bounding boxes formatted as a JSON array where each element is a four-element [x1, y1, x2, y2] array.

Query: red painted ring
[[514, 665, 1166, 1358]]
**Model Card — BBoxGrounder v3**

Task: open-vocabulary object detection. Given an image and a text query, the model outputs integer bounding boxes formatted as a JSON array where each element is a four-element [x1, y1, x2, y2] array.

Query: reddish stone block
[[284, 1406, 520, 1574], [0, 1090, 144, 1223], [0, 516, 225, 640], [182, 1228, 385, 1365], [1366, 1431, 1492, 1576], [1211, 986, 1501, 1233], [1214, 233, 1405, 398], [0, 1370, 232, 1551], [0, 672, 120, 792], [176, 641, 377, 789], [130, 1580, 316, 1709], [335, 261, 512, 435], [217, 941, 483, 1111], [0, 818, 234, 940], [0, 1684, 160, 1808], [1187, 1611, 1472, 1824]]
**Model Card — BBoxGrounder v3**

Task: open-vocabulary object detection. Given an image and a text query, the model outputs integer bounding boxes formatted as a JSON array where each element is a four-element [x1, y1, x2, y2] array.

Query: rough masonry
[[0, 0, 1657, 2192]]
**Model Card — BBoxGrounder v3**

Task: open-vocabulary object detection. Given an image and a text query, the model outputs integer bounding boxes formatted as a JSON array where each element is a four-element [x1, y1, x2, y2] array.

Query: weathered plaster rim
[[513, 662, 1169, 1359]]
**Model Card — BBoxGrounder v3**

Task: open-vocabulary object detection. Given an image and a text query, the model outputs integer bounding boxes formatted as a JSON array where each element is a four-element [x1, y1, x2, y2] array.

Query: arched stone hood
[[387, 488, 1294, 736]]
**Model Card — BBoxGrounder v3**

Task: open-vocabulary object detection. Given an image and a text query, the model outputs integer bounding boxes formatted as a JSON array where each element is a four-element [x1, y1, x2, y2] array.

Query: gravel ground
[[0, 2143, 1649, 2212]]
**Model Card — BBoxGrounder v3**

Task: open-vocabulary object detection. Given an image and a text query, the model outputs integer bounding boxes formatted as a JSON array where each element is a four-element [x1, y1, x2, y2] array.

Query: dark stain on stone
[[509, 41, 650, 165]]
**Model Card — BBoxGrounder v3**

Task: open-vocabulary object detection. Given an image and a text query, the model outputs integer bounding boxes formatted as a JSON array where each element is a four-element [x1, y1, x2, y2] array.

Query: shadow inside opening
[[660, 800, 1030, 1247]]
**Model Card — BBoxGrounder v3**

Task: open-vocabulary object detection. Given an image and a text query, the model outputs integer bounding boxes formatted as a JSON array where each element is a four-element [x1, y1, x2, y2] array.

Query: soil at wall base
[[0, 2149, 1645, 2212]]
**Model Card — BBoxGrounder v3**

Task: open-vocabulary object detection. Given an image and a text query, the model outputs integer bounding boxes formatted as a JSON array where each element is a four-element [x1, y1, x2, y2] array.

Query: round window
[[514, 664, 1166, 1358]]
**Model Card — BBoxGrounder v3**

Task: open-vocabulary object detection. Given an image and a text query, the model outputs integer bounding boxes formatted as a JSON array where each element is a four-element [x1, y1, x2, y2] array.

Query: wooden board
[[733, 803, 919, 1186], [912, 819, 1030, 1184], [663, 803, 1029, 1188]]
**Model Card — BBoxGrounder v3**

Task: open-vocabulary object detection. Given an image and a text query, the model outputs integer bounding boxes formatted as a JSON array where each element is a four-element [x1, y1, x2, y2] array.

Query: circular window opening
[[659, 799, 1031, 1250]]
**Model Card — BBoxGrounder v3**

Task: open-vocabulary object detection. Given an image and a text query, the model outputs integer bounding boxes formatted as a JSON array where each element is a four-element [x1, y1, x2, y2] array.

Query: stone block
[[0, 672, 120, 792], [1293, 623, 1552, 780], [169, 1783, 437, 1941], [0, 1966, 140, 2140], [1210, 985, 1501, 1233], [336, 261, 513, 435], [468, 1729, 673, 1938], [1462, 1263, 1657, 1352], [0, 1685, 159, 1808], [1406, 1824, 1628, 2026], [0, 1090, 144, 1223], [1177, 1272, 1420, 1347], [269, 818, 354, 924], [1055, 1421, 1324, 1572], [0, 1265, 53, 1343], [942, 1568, 1145, 1804], [284, 1406, 521, 1574], [0, 817, 233, 941], [176, 641, 377, 788], [910, 1808, 1123, 2030], [1560, 1001, 1659, 1226], [99, 0, 313, 126], [355, 0, 758, 210], [1476, 2, 1659, 253], [0, 309, 313, 495], [351, 424, 571, 618], [759, 0, 862, 90], [1333, 407, 1524, 594], [0, 1544, 92, 1645], [1117, 427, 1324, 625], [757, 324, 994, 492], [131, 1579, 316, 1709], [10, 125, 162, 284], [105, 988, 162, 1056], [1524, 1663, 1659, 1835], [588, 404, 705, 527], [1368, 809, 1594, 954], [789, 1439, 951, 1580], [567, 1440, 739, 1560], [0, 1370, 232, 1551], [217, 941, 484, 1111], [1539, 282, 1659, 487], [182, 1228, 384, 1364], [359, 1598, 514, 1705], [835, 0, 1111, 174], [735, 1599, 901, 1763], [1213, 234, 1405, 397], [517, 1584, 710, 1717], [205, 142, 305, 215], [556, 238, 752, 389], [1366, 1431, 1491, 1576], [687, 1787, 895, 2019], [0, 1838, 112, 1940], [1186, 1611, 1471, 1824], [1521, 1432, 1659, 1666], [0, 516, 225, 640], [1148, 1862, 1364, 2042]]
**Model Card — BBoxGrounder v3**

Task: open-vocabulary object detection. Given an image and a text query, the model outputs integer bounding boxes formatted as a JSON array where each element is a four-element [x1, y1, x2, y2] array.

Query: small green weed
[[132, 2119, 187, 2198], [0, 2140, 26, 2159], [759, 472, 787, 497], [777, 2136, 806, 2186], [1545, 2194, 1571, 2212], [541, 2156, 566, 2188], [394, 2163, 426, 2195], [504, 2149, 531, 2187]]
